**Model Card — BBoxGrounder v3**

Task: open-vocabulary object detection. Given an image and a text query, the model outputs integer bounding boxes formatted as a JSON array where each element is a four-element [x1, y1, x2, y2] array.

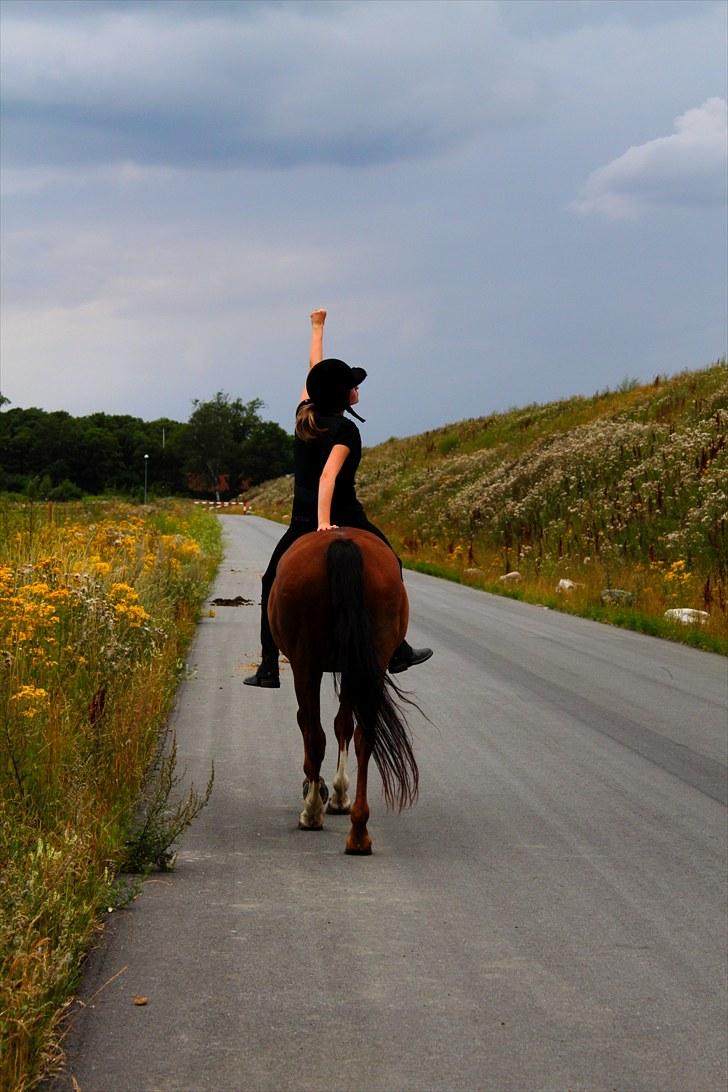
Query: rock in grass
[[664, 608, 709, 625], [601, 588, 634, 605], [556, 578, 582, 592]]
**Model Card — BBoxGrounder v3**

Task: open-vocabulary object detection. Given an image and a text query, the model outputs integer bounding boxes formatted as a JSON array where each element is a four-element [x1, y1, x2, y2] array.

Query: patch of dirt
[[211, 596, 254, 607]]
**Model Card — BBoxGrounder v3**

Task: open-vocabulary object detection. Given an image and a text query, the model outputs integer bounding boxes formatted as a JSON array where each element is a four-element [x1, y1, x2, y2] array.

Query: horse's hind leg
[[327, 699, 353, 815], [346, 724, 373, 855], [295, 670, 327, 831]]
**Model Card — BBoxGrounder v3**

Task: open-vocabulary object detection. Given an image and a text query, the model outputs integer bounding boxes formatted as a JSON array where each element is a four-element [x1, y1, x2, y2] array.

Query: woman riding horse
[[245, 309, 432, 688], [268, 525, 418, 852]]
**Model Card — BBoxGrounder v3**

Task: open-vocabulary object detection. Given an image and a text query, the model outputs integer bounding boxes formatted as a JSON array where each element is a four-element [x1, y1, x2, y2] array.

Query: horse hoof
[[326, 801, 352, 815], [345, 840, 372, 855], [298, 819, 324, 831]]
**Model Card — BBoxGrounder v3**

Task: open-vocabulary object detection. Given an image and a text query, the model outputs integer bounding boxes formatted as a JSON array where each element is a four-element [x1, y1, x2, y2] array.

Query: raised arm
[[299, 308, 327, 403]]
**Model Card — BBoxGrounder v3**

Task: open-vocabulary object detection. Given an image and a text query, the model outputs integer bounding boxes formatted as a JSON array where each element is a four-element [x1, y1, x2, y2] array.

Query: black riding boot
[[244, 660, 280, 688], [244, 579, 281, 688], [388, 639, 433, 675]]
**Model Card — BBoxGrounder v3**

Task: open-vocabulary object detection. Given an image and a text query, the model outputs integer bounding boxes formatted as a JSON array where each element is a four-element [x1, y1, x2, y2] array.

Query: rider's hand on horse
[[310, 309, 327, 327], [317, 523, 338, 532]]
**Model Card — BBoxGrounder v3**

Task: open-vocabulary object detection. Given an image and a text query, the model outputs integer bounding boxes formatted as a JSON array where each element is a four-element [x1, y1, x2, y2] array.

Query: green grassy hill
[[249, 362, 728, 651]]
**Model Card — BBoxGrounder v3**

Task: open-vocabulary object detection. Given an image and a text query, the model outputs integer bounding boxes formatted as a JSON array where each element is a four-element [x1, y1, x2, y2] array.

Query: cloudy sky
[[1, 0, 726, 444]]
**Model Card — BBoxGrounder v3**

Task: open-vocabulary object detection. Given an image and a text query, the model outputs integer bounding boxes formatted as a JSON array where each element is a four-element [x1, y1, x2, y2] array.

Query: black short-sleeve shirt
[[291, 406, 364, 524]]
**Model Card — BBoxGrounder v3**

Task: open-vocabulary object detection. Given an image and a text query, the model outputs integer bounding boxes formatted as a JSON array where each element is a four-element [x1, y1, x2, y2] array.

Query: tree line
[[0, 392, 293, 501]]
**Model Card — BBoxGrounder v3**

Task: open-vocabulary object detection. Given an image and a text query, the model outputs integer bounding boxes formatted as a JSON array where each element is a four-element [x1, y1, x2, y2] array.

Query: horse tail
[[327, 537, 418, 811]]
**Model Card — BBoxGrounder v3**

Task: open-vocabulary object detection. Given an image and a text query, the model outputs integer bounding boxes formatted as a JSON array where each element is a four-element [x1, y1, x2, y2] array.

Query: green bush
[[48, 480, 83, 502]]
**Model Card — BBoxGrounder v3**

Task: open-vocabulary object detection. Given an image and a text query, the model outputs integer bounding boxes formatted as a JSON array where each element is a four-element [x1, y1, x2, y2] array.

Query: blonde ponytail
[[295, 402, 327, 442]]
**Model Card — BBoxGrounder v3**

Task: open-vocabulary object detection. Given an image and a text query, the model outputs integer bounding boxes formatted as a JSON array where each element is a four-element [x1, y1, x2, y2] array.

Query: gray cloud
[[1, 1, 546, 171], [499, 0, 723, 37]]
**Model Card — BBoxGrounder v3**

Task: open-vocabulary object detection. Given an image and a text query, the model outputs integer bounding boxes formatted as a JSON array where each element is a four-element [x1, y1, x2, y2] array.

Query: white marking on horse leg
[[331, 744, 351, 811], [299, 779, 324, 830]]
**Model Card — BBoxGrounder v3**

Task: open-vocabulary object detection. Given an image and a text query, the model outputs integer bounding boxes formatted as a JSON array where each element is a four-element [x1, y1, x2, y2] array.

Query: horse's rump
[[268, 528, 407, 671]]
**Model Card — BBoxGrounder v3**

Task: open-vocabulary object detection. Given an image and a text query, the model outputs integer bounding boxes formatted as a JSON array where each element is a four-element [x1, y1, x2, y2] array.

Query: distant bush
[[48, 479, 83, 501], [438, 434, 459, 455]]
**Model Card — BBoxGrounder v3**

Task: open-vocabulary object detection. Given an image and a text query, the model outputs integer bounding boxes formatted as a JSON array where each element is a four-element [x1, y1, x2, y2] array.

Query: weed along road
[[55, 514, 727, 1092]]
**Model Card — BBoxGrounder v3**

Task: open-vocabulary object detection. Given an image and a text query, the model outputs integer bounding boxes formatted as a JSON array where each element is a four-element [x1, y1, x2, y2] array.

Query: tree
[[239, 420, 293, 487], [184, 393, 265, 500], [67, 425, 125, 493], [0, 395, 292, 498]]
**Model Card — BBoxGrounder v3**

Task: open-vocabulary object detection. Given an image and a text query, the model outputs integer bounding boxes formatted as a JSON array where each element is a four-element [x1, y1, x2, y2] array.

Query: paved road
[[55, 515, 727, 1092]]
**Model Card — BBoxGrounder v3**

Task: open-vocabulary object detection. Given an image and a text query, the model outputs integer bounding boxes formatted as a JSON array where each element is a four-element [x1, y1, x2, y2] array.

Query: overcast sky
[[1, 0, 726, 444]]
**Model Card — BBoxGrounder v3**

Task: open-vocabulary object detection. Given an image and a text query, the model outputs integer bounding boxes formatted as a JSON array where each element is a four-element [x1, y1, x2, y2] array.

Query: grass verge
[[0, 498, 222, 1091], [403, 558, 728, 655]]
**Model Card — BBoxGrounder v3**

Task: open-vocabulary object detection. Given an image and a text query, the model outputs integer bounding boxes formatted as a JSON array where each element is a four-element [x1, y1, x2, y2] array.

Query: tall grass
[[249, 363, 728, 651], [0, 498, 222, 1091]]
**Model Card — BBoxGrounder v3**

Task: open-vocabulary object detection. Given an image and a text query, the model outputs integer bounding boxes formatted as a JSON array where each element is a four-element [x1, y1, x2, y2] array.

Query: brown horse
[[267, 528, 418, 854]]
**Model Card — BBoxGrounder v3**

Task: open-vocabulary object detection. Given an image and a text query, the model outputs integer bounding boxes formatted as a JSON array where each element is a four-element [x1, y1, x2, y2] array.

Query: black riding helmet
[[306, 358, 367, 421]]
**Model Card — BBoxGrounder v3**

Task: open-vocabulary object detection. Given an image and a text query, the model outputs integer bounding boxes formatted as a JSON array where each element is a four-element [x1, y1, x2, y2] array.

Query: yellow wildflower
[[178, 540, 201, 558], [10, 685, 50, 718], [21, 582, 51, 597], [37, 556, 64, 574], [47, 588, 71, 602], [110, 583, 139, 601], [127, 604, 150, 628], [114, 601, 150, 626]]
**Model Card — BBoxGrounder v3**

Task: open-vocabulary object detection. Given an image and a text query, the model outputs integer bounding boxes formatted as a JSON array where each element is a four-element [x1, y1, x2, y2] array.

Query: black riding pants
[[259, 515, 398, 667]]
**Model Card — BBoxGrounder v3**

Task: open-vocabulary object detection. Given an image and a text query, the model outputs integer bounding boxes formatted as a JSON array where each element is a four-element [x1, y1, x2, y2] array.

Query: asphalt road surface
[[54, 514, 728, 1092]]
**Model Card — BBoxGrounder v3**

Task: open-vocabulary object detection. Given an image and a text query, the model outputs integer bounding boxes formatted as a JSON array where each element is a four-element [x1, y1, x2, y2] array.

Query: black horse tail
[[327, 537, 418, 811]]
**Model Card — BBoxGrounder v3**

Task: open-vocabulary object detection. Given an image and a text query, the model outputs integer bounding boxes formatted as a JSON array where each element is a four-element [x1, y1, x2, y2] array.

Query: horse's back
[[278, 527, 398, 575]]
